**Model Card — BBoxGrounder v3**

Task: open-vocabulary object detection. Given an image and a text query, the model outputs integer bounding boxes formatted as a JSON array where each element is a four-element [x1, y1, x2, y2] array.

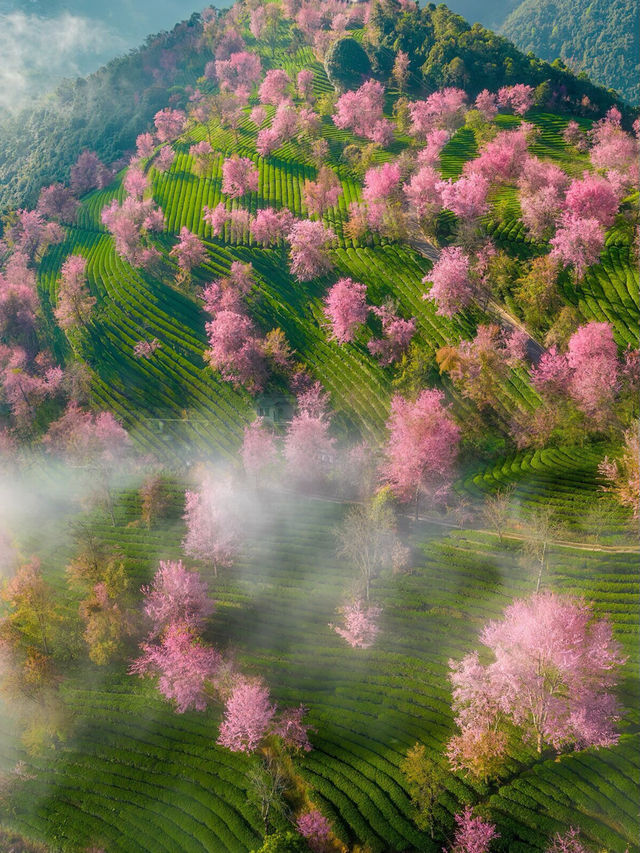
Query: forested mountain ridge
[[0, 0, 634, 219], [501, 0, 639, 105]]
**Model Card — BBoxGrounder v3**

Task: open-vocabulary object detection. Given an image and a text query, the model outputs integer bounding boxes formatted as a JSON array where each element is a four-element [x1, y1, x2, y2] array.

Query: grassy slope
[[3, 20, 638, 853]]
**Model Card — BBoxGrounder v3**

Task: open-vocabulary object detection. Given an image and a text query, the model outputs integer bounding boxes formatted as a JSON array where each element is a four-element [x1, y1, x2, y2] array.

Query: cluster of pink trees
[[333, 79, 394, 145], [447, 592, 625, 780]]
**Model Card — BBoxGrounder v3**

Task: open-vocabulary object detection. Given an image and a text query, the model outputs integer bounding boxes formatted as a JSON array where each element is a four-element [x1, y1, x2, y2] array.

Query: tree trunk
[[536, 730, 543, 754], [415, 489, 420, 522]]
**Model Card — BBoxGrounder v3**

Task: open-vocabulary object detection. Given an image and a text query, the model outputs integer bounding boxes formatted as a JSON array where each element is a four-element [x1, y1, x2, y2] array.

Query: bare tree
[[482, 484, 516, 544], [337, 498, 399, 601], [247, 755, 291, 832], [521, 506, 563, 593]]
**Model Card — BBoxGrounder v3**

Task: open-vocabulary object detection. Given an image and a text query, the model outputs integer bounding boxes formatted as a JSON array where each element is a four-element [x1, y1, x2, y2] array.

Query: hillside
[[0, 1, 638, 852], [501, 0, 640, 105]]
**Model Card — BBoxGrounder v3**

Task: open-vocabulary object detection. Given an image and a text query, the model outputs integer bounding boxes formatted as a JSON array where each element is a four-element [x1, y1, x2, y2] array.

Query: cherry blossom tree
[[323, 277, 368, 344], [447, 806, 499, 853], [123, 166, 150, 200], [563, 174, 619, 228], [136, 132, 156, 159], [37, 183, 79, 224], [283, 386, 335, 487], [203, 202, 231, 237], [392, 49, 410, 92], [438, 174, 489, 221], [367, 303, 416, 365], [241, 419, 278, 482], [0, 252, 38, 344], [130, 623, 220, 712], [382, 389, 460, 510], [447, 592, 626, 778], [550, 214, 604, 280], [474, 90, 498, 121], [331, 601, 381, 649], [272, 704, 312, 752], [170, 228, 207, 275], [250, 105, 267, 127], [217, 677, 276, 752], [566, 321, 619, 423], [563, 120, 586, 149], [215, 51, 262, 93], [8, 210, 64, 262], [333, 79, 392, 144], [424, 246, 474, 316], [182, 474, 240, 576], [251, 207, 294, 246], [297, 69, 315, 102], [222, 156, 259, 198], [464, 128, 528, 185], [54, 254, 95, 331], [497, 84, 534, 115], [417, 129, 451, 166], [1, 349, 63, 428], [288, 220, 336, 281], [154, 108, 186, 142], [296, 811, 332, 853], [141, 560, 214, 636], [154, 145, 176, 173], [70, 150, 111, 195], [403, 166, 443, 224], [259, 69, 292, 105], [546, 828, 590, 853], [133, 339, 161, 359], [206, 310, 266, 392], [303, 167, 342, 216], [409, 88, 468, 138], [363, 162, 402, 203], [189, 141, 215, 178], [598, 429, 639, 519], [101, 196, 164, 267]]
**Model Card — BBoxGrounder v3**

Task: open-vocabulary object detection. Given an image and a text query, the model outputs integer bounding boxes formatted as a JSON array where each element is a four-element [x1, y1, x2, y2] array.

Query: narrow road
[[403, 211, 546, 364]]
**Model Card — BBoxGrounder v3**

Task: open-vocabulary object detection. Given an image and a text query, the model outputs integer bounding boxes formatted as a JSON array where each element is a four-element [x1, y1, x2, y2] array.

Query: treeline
[[0, 13, 207, 217], [501, 0, 639, 105], [364, 1, 634, 117]]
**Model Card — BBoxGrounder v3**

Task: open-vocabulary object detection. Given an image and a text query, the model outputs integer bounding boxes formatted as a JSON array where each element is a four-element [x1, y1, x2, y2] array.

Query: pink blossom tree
[[9, 210, 64, 262], [297, 69, 315, 102], [296, 811, 332, 852], [497, 84, 535, 115], [217, 677, 275, 752], [141, 560, 214, 636], [283, 387, 335, 487], [123, 166, 149, 200], [546, 828, 590, 853], [438, 174, 489, 221], [363, 162, 402, 203], [272, 705, 312, 752], [206, 310, 267, 392], [154, 145, 176, 173], [222, 156, 259, 198], [54, 254, 96, 331], [331, 601, 381, 649], [130, 623, 220, 712], [392, 49, 410, 92], [288, 220, 336, 281], [563, 174, 619, 228], [250, 105, 267, 127], [566, 321, 619, 423], [598, 429, 639, 519], [170, 227, 207, 275], [303, 167, 342, 216], [382, 389, 460, 510], [259, 69, 292, 105], [323, 277, 368, 344], [367, 303, 416, 365], [101, 196, 164, 267], [447, 806, 499, 853], [183, 474, 240, 576], [203, 202, 231, 237], [136, 132, 156, 159], [424, 246, 474, 316], [133, 339, 161, 359], [409, 88, 468, 138], [251, 207, 294, 246], [474, 90, 498, 121], [550, 214, 604, 279], [70, 150, 111, 195], [403, 165, 443, 223], [189, 141, 215, 178], [215, 51, 262, 93], [333, 79, 393, 144], [0, 253, 38, 344], [154, 108, 186, 142], [37, 183, 79, 224], [447, 592, 626, 778], [464, 128, 528, 185], [417, 129, 451, 166], [241, 419, 278, 482]]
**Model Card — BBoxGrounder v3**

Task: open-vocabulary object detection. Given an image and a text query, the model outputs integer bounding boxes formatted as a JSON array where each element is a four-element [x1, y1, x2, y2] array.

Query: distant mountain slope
[[501, 0, 639, 104]]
